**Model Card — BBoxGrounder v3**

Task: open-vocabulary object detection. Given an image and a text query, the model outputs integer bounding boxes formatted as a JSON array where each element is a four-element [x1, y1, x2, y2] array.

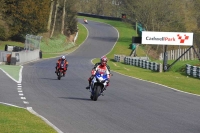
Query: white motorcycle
[[89, 71, 109, 101]]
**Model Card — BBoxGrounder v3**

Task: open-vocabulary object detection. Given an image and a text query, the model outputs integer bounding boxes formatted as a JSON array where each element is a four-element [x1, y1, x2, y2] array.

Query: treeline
[[76, 0, 200, 57], [0, 0, 78, 42]]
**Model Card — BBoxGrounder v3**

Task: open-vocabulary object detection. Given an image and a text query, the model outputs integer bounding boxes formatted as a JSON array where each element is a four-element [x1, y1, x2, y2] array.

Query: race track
[[14, 20, 200, 133]]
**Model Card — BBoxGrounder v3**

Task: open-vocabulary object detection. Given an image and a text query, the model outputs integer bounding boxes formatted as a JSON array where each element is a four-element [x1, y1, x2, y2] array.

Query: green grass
[[0, 41, 24, 49], [0, 21, 87, 133], [81, 16, 200, 95], [0, 104, 57, 133], [0, 65, 21, 81], [41, 22, 87, 59], [0, 16, 200, 133], [78, 16, 146, 58]]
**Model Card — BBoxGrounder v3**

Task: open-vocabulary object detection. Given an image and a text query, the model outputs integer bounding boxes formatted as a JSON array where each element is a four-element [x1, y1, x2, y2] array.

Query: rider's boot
[[101, 90, 104, 96], [86, 86, 90, 90], [107, 82, 109, 87], [86, 83, 90, 89], [63, 72, 66, 77], [55, 67, 58, 73], [86, 78, 92, 90]]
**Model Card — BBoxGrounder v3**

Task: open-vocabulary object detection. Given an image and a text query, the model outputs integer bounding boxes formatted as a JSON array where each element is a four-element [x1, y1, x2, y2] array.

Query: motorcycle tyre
[[93, 86, 101, 101], [58, 71, 62, 80], [90, 94, 93, 100]]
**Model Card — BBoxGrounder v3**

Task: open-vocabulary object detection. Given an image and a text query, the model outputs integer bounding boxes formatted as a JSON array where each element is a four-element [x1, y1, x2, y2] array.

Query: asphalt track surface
[[1, 20, 200, 133], [0, 70, 24, 108]]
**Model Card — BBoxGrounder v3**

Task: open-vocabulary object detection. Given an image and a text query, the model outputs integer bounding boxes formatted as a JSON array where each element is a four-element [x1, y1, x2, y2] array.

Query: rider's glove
[[91, 70, 96, 75], [107, 74, 110, 79]]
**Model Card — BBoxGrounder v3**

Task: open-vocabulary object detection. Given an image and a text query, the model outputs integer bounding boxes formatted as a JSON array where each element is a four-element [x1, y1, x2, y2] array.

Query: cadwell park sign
[[142, 31, 193, 46]]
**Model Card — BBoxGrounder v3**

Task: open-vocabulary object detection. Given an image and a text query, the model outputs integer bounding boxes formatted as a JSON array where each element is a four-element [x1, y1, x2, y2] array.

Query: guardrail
[[0, 51, 12, 62], [114, 55, 161, 72], [186, 64, 200, 78], [114, 54, 126, 62], [78, 12, 122, 21]]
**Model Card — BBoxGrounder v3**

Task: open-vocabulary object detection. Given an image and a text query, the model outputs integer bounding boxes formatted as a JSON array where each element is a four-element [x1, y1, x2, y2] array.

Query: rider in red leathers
[[55, 55, 68, 77], [86, 56, 110, 92]]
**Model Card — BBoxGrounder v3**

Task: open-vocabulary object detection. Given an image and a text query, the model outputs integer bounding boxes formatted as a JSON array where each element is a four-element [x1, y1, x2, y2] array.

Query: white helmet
[[61, 55, 65, 60]]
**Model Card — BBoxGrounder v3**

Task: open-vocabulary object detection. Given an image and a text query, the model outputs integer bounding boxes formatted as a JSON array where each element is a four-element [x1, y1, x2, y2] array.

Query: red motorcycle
[[56, 61, 66, 80]]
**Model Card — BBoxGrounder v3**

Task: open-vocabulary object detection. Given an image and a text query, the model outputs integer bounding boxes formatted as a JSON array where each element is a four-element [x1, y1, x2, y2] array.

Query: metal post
[[39, 36, 43, 50], [192, 46, 200, 60], [167, 46, 193, 71], [135, 21, 137, 36], [163, 45, 168, 72]]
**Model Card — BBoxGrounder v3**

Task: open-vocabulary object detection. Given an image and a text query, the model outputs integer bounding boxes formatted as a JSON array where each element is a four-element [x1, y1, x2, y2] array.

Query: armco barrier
[[115, 55, 161, 72], [124, 56, 160, 72], [5, 45, 24, 52], [186, 64, 200, 78], [114, 55, 126, 62], [78, 12, 122, 21]]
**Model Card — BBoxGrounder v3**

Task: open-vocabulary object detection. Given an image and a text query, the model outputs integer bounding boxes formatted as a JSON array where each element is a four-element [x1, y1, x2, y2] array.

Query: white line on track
[[1, 62, 64, 133], [27, 107, 64, 133], [89, 22, 200, 98]]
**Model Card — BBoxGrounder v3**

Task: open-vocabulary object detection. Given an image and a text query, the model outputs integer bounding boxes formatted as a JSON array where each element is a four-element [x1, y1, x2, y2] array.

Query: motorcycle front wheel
[[58, 71, 62, 80], [93, 85, 101, 101]]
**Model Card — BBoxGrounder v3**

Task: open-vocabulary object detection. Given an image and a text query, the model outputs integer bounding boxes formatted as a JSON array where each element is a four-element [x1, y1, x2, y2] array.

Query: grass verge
[[0, 21, 87, 133], [0, 16, 200, 133], [41, 22, 87, 59], [79, 16, 200, 95], [0, 104, 57, 133], [0, 65, 21, 82]]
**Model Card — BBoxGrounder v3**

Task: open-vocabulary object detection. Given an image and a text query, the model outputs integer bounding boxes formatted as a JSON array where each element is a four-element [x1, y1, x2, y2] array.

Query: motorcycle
[[89, 71, 109, 101], [56, 61, 65, 80], [84, 20, 88, 24]]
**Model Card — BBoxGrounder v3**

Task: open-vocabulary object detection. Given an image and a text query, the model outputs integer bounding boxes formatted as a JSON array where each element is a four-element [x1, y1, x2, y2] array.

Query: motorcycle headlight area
[[97, 77, 105, 82]]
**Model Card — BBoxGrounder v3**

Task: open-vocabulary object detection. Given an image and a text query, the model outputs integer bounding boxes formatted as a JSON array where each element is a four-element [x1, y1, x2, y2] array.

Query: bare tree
[[61, 0, 66, 34], [47, 0, 55, 31], [50, 0, 59, 38]]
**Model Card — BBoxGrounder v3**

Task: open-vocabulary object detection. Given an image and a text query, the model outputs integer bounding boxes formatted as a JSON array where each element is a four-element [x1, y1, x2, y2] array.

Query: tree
[[61, 0, 67, 34], [47, 0, 55, 31], [50, 0, 59, 38], [2, 0, 50, 41], [0, 0, 7, 40], [193, 0, 200, 47], [64, 0, 78, 36]]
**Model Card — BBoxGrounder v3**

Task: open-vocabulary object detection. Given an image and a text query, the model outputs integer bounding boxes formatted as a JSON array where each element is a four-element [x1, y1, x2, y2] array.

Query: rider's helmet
[[61, 55, 65, 60], [100, 56, 107, 67]]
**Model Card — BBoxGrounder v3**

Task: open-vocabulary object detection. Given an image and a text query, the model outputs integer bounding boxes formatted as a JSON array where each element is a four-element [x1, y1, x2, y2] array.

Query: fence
[[159, 47, 200, 61], [114, 55, 161, 72], [124, 56, 160, 72], [0, 51, 11, 62], [114, 54, 126, 62], [186, 64, 200, 78], [25, 34, 42, 51]]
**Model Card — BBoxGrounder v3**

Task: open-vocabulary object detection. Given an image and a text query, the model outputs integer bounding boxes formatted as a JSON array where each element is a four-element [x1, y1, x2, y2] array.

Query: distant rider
[[55, 55, 68, 77], [83, 18, 88, 24], [86, 56, 110, 90]]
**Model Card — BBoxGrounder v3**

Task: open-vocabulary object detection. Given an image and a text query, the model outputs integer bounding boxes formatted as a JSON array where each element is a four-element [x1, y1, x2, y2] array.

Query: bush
[[0, 25, 6, 40]]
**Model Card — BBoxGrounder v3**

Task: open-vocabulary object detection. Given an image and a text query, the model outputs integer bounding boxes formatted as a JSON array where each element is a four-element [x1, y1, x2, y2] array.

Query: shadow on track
[[40, 78, 59, 80], [59, 97, 92, 101]]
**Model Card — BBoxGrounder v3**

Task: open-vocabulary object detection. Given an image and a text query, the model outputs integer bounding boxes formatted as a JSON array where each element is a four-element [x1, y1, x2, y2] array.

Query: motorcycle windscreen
[[95, 71, 108, 82], [60, 61, 65, 68]]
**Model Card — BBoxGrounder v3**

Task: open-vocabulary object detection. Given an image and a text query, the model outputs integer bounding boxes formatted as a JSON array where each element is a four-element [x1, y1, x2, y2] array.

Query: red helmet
[[100, 56, 107, 66]]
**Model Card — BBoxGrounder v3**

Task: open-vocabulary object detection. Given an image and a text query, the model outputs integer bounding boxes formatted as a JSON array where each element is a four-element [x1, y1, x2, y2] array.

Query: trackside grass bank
[[0, 21, 87, 133], [78, 16, 200, 95], [0, 104, 57, 133], [0, 16, 200, 133]]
